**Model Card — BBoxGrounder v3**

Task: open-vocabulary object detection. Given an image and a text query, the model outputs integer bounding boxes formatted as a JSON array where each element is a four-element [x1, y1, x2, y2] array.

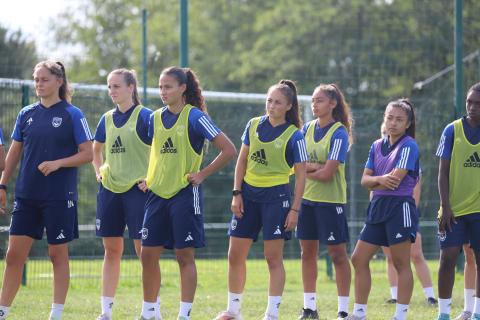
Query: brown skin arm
[[187, 132, 237, 185], [438, 158, 455, 232], [306, 159, 340, 182], [0, 144, 5, 172], [361, 167, 403, 191]]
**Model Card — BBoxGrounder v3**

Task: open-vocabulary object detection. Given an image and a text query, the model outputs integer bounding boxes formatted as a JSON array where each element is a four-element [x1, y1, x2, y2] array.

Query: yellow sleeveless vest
[[146, 104, 203, 198], [445, 119, 480, 216], [100, 105, 150, 193], [303, 121, 347, 204], [244, 117, 297, 187]]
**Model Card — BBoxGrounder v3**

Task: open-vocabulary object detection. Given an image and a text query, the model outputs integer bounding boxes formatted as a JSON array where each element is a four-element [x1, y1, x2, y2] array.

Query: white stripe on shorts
[[403, 202, 411, 227], [193, 185, 201, 215]]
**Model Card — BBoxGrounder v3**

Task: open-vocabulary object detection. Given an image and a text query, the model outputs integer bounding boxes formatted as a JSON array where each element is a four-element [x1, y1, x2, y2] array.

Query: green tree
[[0, 25, 37, 79]]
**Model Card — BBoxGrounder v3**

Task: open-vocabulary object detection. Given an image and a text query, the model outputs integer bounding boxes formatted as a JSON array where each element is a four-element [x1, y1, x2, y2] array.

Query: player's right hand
[[137, 180, 148, 193], [438, 205, 456, 232], [0, 189, 6, 215], [378, 174, 400, 190], [231, 195, 244, 218]]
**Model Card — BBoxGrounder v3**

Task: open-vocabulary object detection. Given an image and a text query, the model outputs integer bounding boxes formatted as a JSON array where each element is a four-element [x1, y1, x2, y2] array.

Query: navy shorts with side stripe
[[10, 197, 79, 244], [297, 202, 349, 245], [96, 183, 148, 239], [141, 184, 205, 249], [359, 196, 418, 247], [228, 197, 292, 242], [438, 212, 480, 250]]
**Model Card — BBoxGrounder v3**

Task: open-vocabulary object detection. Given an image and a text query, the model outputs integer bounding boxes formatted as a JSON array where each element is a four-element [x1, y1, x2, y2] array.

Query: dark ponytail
[[268, 79, 301, 128], [386, 98, 416, 138], [34, 60, 72, 102], [160, 66, 206, 113]]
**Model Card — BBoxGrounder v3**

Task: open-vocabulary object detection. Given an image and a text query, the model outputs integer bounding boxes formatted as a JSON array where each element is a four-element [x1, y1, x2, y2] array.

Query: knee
[[5, 248, 26, 267], [176, 253, 195, 269], [392, 259, 410, 273], [264, 253, 283, 270], [410, 251, 424, 264], [329, 250, 349, 266], [48, 249, 68, 266], [140, 250, 157, 266], [350, 252, 365, 269], [104, 245, 123, 261], [439, 252, 458, 268], [228, 250, 245, 266], [301, 247, 317, 262]]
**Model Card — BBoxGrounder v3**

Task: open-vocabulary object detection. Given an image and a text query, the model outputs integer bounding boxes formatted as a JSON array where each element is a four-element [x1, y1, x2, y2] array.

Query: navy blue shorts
[[10, 198, 79, 244], [96, 184, 147, 239], [141, 184, 205, 249], [438, 212, 480, 250], [297, 203, 349, 245], [359, 197, 418, 247], [228, 197, 292, 242]]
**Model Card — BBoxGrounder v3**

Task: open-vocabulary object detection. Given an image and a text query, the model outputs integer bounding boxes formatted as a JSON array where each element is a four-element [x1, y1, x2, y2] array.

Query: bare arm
[[438, 158, 455, 231], [413, 173, 422, 206], [0, 141, 23, 214], [187, 132, 237, 185], [362, 167, 403, 191], [0, 145, 5, 172], [285, 161, 306, 231], [38, 140, 94, 176], [231, 144, 248, 218], [92, 141, 104, 182], [307, 160, 340, 182]]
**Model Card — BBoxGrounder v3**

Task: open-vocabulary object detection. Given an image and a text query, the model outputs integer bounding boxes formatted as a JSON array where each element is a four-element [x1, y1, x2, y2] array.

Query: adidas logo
[[27, 117, 33, 125], [110, 136, 126, 153], [273, 226, 281, 235], [328, 232, 336, 241], [395, 233, 402, 239], [308, 150, 319, 163], [464, 151, 480, 167], [56, 230, 66, 240], [336, 206, 343, 214], [185, 233, 194, 241], [67, 200, 74, 208], [160, 137, 177, 154], [250, 149, 268, 165], [282, 200, 289, 208]]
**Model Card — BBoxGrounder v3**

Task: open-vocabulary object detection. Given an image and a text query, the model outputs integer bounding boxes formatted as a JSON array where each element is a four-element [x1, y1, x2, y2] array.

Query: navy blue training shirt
[[12, 101, 93, 200]]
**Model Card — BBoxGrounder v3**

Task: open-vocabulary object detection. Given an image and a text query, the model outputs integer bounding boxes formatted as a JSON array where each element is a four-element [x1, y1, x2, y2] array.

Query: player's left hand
[[284, 210, 298, 231], [38, 160, 61, 176], [187, 172, 205, 186]]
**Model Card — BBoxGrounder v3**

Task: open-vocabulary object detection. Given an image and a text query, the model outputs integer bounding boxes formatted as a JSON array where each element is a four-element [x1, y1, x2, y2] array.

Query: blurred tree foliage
[[50, 0, 480, 108], [0, 25, 37, 79]]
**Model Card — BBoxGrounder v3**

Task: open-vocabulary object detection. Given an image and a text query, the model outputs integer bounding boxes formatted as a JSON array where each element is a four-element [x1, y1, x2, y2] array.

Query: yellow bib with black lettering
[[244, 117, 297, 187], [303, 121, 346, 204], [146, 104, 203, 199], [446, 119, 480, 216], [100, 105, 150, 193]]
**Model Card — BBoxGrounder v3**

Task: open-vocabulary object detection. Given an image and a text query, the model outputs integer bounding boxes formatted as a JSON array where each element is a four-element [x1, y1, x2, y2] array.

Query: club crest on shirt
[[52, 117, 62, 128]]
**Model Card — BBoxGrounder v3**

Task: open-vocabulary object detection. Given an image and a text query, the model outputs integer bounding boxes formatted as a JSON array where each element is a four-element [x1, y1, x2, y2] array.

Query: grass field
[[0, 258, 466, 319]]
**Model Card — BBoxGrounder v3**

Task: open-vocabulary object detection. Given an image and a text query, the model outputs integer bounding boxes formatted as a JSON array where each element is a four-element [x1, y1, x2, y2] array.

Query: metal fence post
[[21, 83, 29, 286]]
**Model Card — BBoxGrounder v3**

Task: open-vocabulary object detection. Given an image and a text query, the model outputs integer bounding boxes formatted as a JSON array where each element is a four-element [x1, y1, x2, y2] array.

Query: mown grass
[[0, 258, 465, 319]]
